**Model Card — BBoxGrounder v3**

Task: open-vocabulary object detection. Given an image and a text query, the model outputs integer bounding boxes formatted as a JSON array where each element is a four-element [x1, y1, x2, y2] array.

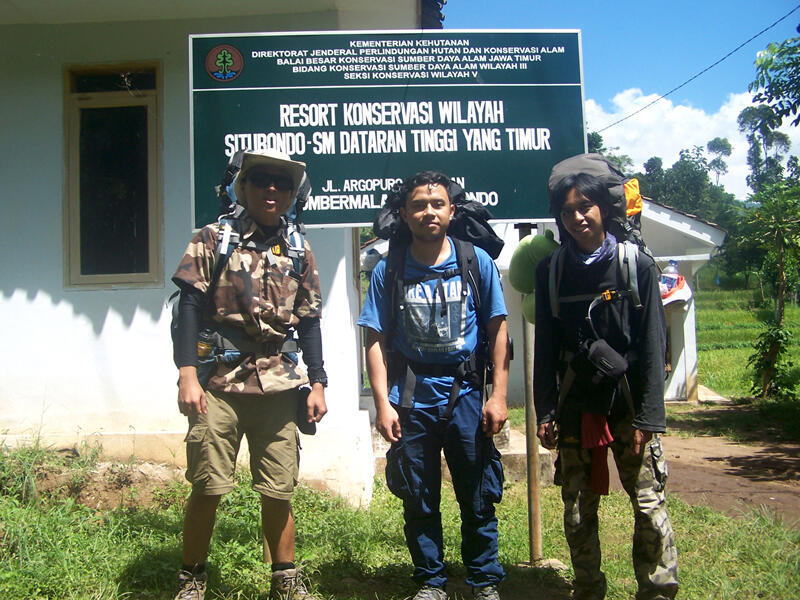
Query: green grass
[[665, 396, 800, 443], [2, 445, 800, 599], [694, 287, 800, 399]]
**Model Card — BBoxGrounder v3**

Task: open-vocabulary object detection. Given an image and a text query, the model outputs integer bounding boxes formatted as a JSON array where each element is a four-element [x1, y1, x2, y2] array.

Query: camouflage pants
[[557, 418, 679, 600]]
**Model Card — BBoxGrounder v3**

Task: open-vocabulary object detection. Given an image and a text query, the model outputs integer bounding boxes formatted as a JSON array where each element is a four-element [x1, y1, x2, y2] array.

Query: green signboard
[[190, 30, 585, 228]]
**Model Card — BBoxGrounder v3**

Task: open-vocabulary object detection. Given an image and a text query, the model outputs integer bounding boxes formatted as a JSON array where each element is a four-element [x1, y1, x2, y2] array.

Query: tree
[[746, 181, 800, 399], [706, 137, 732, 185], [750, 33, 800, 126], [635, 149, 739, 224], [585, 131, 633, 171], [788, 155, 800, 184], [587, 131, 604, 154], [718, 204, 764, 288], [662, 147, 713, 219], [637, 156, 666, 202], [738, 104, 790, 192]]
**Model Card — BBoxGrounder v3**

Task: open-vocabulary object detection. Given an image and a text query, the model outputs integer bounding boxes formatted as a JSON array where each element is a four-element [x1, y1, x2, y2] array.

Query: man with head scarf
[[533, 155, 678, 600]]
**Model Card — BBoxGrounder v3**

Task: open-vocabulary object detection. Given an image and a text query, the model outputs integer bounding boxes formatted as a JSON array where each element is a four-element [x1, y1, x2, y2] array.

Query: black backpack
[[371, 177, 505, 418]]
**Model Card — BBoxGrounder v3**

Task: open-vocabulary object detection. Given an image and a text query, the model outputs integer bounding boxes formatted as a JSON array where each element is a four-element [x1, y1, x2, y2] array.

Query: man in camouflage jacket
[[171, 149, 327, 600]]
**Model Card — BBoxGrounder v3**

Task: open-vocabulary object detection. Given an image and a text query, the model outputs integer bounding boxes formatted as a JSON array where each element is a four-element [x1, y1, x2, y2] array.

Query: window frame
[[64, 64, 162, 287]]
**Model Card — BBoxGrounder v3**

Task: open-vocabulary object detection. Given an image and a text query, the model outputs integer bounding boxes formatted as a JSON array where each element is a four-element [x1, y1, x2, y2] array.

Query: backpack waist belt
[[403, 359, 473, 378], [202, 323, 299, 356], [390, 352, 485, 422]]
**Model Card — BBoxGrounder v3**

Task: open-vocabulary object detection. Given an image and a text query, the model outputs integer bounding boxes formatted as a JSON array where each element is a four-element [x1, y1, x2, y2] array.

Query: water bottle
[[660, 260, 680, 296]]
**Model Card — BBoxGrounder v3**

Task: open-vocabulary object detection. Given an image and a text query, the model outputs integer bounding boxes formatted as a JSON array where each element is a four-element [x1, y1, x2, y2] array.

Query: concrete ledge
[[501, 429, 555, 486], [2, 431, 187, 466], [697, 384, 732, 404]]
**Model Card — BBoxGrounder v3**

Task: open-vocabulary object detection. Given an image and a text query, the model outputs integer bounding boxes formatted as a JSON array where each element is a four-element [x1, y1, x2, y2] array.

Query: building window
[[65, 65, 161, 286]]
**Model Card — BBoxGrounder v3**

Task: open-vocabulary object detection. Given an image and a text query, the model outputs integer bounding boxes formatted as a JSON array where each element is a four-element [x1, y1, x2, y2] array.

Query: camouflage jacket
[[172, 211, 322, 395]]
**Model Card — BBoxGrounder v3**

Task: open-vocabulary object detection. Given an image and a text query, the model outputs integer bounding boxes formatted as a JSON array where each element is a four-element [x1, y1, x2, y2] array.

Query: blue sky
[[444, 0, 800, 199]]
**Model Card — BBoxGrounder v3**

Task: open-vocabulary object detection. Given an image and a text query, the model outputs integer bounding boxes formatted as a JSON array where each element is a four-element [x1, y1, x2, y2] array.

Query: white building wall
[[0, 8, 415, 505], [0, 10, 715, 506]]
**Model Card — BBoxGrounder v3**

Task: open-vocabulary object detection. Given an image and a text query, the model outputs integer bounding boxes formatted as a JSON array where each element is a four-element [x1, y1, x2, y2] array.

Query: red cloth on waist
[[581, 412, 614, 495]]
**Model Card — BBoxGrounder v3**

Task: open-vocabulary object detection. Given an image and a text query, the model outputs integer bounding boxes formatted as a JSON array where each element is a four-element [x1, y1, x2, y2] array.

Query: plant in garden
[[748, 323, 796, 400], [746, 181, 800, 398]]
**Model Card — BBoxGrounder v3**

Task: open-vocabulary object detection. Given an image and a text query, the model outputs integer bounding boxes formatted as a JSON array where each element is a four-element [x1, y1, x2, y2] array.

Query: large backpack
[[371, 177, 505, 418], [546, 153, 653, 320], [548, 153, 647, 252]]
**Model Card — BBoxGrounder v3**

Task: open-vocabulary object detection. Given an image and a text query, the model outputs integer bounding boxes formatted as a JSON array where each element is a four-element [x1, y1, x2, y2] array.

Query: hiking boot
[[411, 585, 448, 600], [270, 568, 320, 600], [174, 569, 206, 600], [473, 584, 500, 600], [571, 575, 606, 600]]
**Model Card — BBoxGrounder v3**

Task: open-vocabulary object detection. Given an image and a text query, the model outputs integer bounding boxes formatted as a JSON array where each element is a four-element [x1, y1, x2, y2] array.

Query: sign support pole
[[517, 223, 542, 563]]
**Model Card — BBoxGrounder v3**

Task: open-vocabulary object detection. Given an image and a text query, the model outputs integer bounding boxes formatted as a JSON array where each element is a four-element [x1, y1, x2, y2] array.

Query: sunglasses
[[246, 172, 294, 191]]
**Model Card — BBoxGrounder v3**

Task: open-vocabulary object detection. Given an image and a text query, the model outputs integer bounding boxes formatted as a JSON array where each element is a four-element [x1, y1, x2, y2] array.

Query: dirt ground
[[36, 458, 186, 511], [640, 432, 800, 528]]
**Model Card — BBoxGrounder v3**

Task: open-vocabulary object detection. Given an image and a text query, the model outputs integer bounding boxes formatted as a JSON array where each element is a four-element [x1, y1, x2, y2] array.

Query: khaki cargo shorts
[[184, 388, 300, 499]]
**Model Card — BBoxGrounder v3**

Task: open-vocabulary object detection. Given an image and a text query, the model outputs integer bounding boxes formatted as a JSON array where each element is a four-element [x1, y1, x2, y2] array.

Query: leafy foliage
[[748, 323, 796, 400], [750, 34, 800, 126], [635, 145, 738, 225], [585, 131, 633, 171], [744, 182, 800, 398], [738, 104, 790, 192], [587, 131, 604, 153], [717, 205, 764, 286], [706, 137, 732, 185]]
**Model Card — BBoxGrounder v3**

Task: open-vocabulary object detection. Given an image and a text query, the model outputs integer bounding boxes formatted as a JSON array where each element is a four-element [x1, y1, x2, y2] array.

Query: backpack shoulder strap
[[548, 246, 565, 319], [208, 213, 242, 299], [619, 241, 642, 309], [452, 238, 481, 313], [383, 241, 408, 350], [285, 220, 307, 273]]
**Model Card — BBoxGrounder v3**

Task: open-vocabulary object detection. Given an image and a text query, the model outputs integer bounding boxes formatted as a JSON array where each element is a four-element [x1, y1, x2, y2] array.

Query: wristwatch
[[308, 375, 328, 388]]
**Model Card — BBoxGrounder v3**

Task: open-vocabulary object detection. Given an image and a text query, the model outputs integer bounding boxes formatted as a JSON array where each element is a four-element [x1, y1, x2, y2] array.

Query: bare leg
[[263, 532, 272, 564], [182, 493, 222, 567], [261, 495, 295, 564]]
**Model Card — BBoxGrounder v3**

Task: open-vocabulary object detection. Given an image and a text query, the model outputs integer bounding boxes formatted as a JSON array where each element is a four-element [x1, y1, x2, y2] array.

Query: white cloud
[[585, 90, 800, 201]]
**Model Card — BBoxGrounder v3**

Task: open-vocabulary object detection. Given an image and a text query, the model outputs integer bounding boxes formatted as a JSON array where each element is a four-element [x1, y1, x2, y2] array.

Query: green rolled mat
[[508, 230, 559, 293], [522, 292, 536, 323]]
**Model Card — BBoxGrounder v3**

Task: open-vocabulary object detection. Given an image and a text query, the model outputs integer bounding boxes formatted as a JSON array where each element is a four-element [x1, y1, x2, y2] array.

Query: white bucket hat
[[233, 149, 306, 209]]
